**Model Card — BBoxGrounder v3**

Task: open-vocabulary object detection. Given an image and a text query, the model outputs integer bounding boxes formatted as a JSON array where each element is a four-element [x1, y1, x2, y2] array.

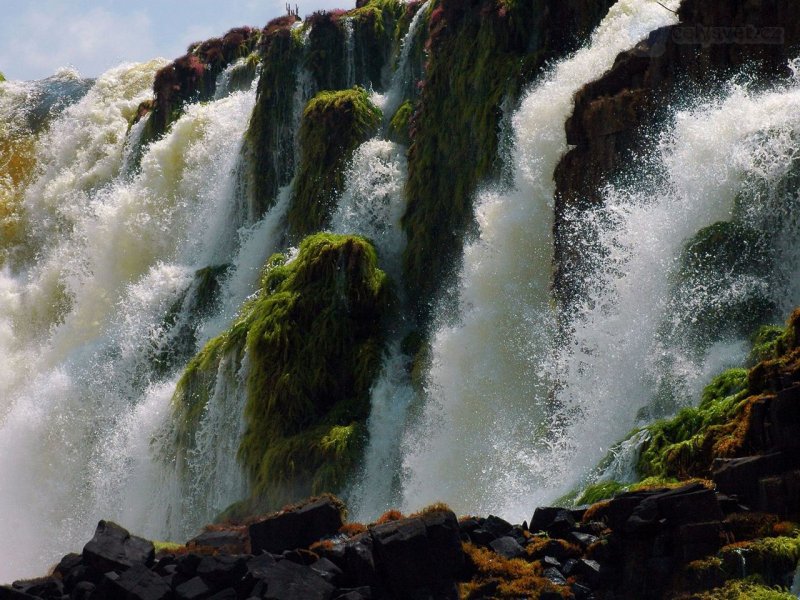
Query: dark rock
[[569, 532, 599, 547], [571, 559, 602, 588], [259, 559, 335, 600], [543, 567, 567, 586], [188, 530, 247, 551], [310, 558, 342, 585], [342, 540, 378, 589], [70, 581, 95, 600], [542, 555, 561, 569], [713, 453, 785, 504], [466, 528, 496, 546], [483, 515, 512, 538], [571, 582, 594, 600], [370, 510, 463, 596], [12, 577, 62, 598], [82, 521, 155, 573], [0, 587, 39, 599], [195, 555, 247, 587], [176, 554, 203, 577], [54, 554, 83, 579], [246, 553, 278, 578], [175, 576, 212, 600], [105, 563, 170, 600], [249, 498, 344, 554], [488, 536, 525, 559], [207, 590, 236, 600], [333, 588, 372, 600], [529, 507, 562, 532], [546, 511, 577, 539], [677, 521, 730, 562]]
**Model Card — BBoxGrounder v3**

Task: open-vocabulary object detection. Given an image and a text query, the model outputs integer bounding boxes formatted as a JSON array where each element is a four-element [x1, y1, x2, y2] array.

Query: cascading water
[[0, 59, 290, 579], [398, 0, 682, 518]]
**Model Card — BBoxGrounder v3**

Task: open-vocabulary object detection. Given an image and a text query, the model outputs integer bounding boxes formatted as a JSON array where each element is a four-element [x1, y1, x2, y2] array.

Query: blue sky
[[0, 0, 347, 80]]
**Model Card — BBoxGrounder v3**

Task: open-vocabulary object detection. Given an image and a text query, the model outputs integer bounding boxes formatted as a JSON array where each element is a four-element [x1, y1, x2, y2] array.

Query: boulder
[[105, 563, 170, 600], [82, 521, 155, 573], [370, 509, 463, 597], [258, 559, 335, 600], [249, 498, 344, 554]]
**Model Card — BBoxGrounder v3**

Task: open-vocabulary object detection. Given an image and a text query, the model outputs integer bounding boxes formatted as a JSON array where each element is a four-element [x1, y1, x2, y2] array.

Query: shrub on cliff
[[171, 233, 392, 511]]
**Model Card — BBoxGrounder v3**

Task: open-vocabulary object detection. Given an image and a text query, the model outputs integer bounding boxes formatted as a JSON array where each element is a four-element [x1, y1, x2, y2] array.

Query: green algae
[[288, 88, 381, 239], [171, 233, 392, 511]]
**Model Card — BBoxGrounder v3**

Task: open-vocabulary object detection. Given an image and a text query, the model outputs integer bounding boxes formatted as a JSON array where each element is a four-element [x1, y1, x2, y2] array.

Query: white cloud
[[0, 4, 158, 80]]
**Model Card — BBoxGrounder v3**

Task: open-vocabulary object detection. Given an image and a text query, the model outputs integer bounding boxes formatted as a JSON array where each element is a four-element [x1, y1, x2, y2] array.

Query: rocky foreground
[[4, 313, 800, 599], [2, 474, 798, 600]]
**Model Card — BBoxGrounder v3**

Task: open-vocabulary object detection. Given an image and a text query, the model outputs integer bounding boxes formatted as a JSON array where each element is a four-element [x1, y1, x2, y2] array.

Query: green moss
[[688, 577, 796, 599], [346, 0, 406, 89], [172, 233, 392, 511], [0, 72, 5, 83], [402, 0, 614, 321], [719, 536, 800, 586], [153, 541, 185, 554], [388, 100, 413, 145], [288, 88, 381, 239], [750, 324, 791, 365], [575, 481, 627, 505], [637, 369, 749, 479], [244, 21, 303, 218]]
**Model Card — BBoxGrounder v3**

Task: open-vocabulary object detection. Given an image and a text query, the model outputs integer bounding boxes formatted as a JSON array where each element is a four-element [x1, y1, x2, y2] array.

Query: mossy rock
[[244, 17, 303, 218], [345, 0, 406, 90], [288, 88, 381, 239], [677, 577, 797, 599], [148, 27, 261, 138], [388, 100, 413, 145], [637, 368, 750, 479], [665, 221, 776, 351], [402, 0, 615, 322], [172, 233, 392, 511]]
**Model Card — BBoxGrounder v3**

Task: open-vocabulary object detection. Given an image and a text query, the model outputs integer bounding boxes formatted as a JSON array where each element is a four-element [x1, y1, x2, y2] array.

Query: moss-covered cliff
[[171, 234, 391, 512], [401, 0, 617, 322]]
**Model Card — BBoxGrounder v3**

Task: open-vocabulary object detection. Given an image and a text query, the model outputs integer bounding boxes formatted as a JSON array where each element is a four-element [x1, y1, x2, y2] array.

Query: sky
[[0, 0, 347, 81]]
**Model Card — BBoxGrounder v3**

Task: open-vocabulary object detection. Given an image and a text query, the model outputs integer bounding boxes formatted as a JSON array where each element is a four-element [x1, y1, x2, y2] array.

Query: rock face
[[553, 0, 800, 310]]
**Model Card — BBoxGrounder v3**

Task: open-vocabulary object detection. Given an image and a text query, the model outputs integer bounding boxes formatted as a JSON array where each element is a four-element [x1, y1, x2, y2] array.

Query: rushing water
[[3, 0, 800, 585]]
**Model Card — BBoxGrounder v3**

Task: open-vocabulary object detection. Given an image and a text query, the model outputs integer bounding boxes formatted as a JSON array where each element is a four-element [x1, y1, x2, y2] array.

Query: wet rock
[[11, 576, 62, 598], [543, 567, 567, 586], [370, 509, 463, 596], [195, 554, 248, 587], [713, 453, 786, 505], [310, 558, 343, 585], [175, 576, 212, 600], [258, 559, 335, 600], [188, 530, 247, 551], [489, 536, 525, 559], [82, 521, 155, 573], [249, 497, 344, 554], [105, 563, 170, 600]]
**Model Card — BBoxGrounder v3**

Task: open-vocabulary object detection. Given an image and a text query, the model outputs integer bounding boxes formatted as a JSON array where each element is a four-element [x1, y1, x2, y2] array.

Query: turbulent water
[[2, 0, 800, 584]]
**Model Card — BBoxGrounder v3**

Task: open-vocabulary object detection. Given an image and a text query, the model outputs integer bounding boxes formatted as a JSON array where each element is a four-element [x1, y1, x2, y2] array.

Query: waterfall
[[343, 18, 356, 89], [372, 0, 429, 121], [397, 0, 681, 518], [0, 60, 283, 580]]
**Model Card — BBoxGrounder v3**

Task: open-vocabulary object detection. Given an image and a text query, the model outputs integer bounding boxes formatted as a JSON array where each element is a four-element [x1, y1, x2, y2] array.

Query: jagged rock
[[489, 536, 525, 559], [712, 452, 786, 505], [370, 509, 463, 596], [195, 554, 248, 587], [175, 576, 212, 600], [333, 588, 372, 600], [257, 559, 335, 600], [249, 498, 344, 554], [310, 558, 343, 585], [543, 567, 567, 585], [82, 521, 155, 573], [105, 563, 170, 600], [11, 576, 62, 598], [208, 590, 237, 600], [0, 587, 39, 599], [188, 529, 247, 551], [71, 581, 96, 600]]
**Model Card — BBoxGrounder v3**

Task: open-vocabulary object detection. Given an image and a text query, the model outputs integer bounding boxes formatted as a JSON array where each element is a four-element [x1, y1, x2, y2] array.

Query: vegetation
[[172, 233, 392, 511], [288, 88, 381, 239]]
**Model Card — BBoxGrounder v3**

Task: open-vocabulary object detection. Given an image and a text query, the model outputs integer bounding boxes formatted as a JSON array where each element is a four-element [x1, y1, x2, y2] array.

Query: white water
[[398, 0, 682, 518], [372, 0, 430, 120], [0, 61, 290, 580], [400, 3, 800, 519]]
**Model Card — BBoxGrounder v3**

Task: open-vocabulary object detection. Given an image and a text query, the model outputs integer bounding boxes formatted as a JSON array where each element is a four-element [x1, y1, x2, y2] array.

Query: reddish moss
[[376, 509, 404, 524]]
